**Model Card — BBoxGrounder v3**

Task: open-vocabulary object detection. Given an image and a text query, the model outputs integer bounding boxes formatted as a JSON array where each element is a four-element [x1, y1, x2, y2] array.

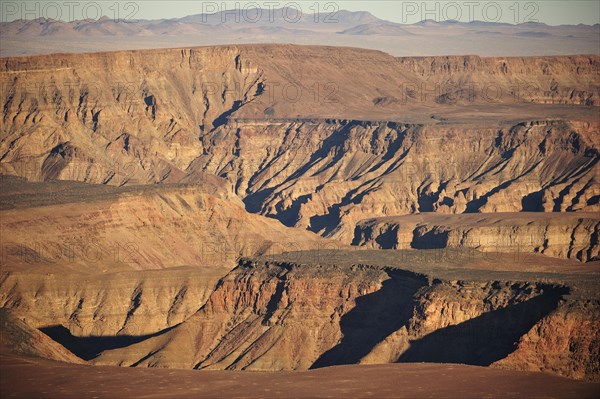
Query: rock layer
[[353, 213, 600, 262], [2, 242, 598, 380], [0, 268, 222, 337], [1, 46, 598, 254], [91, 258, 599, 382]]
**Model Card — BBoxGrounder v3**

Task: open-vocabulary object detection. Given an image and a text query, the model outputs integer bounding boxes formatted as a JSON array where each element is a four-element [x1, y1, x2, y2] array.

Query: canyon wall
[[493, 300, 600, 381], [1, 46, 264, 185], [1, 46, 598, 258], [2, 254, 598, 380], [197, 119, 599, 245], [0, 308, 85, 364], [396, 55, 599, 105], [87, 259, 599, 381], [1, 44, 598, 392], [352, 213, 600, 262], [0, 268, 221, 338]]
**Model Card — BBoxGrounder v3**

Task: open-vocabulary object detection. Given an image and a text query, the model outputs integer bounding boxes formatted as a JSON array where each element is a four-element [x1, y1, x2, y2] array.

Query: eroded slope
[[198, 119, 599, 245], [92, 254, 600, 381], [1, 46, 598, 257], [0, 176, 330, 272], [0, 308, 84, 364]]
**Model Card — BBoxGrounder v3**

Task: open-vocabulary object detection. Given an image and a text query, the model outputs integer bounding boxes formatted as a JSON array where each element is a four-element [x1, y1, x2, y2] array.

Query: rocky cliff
[[197, 119, 599, 245], [353, 213, 600, 262], [0, 268, 221, 339], [396, 55, 600, 105], [1, 46, 598, 259], [2, 238, 598, 380], [89, 257, 599, 381], [493, 300, 600, 381]]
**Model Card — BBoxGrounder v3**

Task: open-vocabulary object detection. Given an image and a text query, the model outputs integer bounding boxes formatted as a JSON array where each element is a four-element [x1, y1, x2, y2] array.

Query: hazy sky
[[2, 1, 599, 25]]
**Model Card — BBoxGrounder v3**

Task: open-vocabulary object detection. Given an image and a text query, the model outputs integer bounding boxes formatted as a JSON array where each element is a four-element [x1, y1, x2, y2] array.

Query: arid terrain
[[2, 351, 599, 399], [0, 20, 599, 399]]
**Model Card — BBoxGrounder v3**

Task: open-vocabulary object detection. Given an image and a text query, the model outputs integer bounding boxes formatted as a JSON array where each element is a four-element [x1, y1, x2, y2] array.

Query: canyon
[[0, 43, 599, 397], [2, 245, 599, 382], [1, 46, 598, 255], [91, 254, 600, 381]]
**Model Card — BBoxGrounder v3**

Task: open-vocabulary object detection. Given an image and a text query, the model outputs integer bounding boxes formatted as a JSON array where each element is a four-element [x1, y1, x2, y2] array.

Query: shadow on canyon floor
[[311, 269, 428, 368], [397, 287, 568, 366], [40, 325, 177, 361]]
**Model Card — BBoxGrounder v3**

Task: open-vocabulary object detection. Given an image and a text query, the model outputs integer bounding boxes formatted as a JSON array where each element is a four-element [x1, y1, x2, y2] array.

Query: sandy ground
[[1, 352, 599, 399]]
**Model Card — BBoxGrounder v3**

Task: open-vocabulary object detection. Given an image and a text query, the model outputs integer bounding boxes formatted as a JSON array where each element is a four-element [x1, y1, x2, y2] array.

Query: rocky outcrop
[[493, 300, 600, 381], [93, 261, 396, 369], [90, 259, 599, 381], [352, 213, 600, 262]]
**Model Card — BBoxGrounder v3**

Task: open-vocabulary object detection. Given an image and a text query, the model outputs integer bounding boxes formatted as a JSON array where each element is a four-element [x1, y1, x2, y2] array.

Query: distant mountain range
[[2, 9, 598, 37], [1, 9, 598, 57]]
